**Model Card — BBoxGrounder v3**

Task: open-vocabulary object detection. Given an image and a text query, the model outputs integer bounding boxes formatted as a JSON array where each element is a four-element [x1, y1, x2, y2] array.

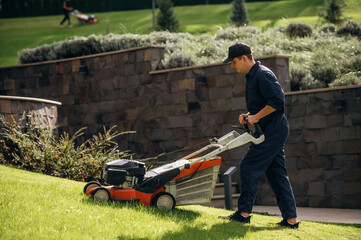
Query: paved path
[[253, 206, 361, 224]]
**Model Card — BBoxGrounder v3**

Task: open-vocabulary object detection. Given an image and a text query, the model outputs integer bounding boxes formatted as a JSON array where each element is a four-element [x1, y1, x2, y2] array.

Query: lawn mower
[[71, 9, 99, 24], [83, 123, 264, 210]]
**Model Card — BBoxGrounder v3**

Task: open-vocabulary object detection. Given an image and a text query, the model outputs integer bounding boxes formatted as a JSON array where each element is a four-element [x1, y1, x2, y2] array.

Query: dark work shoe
[[219, 211, 251, 223], [276, 219, 300, 229]]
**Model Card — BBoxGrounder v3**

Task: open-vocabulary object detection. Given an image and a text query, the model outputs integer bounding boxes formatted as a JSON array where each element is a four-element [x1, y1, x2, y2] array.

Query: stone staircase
[[202, 182, 240, 209]]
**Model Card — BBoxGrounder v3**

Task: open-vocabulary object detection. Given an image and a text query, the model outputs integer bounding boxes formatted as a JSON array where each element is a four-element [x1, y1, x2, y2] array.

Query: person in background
[[59, 0, 73, 28], [220, 43, 300, 229]]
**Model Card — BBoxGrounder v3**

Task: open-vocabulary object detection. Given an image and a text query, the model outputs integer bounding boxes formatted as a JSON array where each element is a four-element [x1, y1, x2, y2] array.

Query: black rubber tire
[[91, 187, 111, 202], [153, 192, 176, 211], [83, 181, 101, 194]]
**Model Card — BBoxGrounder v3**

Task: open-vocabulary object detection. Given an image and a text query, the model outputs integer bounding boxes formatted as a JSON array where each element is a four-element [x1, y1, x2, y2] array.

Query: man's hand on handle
[[239, 112, 260, 125]]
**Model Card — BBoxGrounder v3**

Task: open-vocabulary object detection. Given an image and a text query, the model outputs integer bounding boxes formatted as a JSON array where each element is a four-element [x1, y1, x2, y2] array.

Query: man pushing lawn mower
[[219, 43, 299, 229], [59, 0, 73, 28]]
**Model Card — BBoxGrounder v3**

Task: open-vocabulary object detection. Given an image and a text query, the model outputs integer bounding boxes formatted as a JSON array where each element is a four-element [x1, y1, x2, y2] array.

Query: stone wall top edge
[[0, 45, 166, 70], [0, 95, 62, 106], [256, 54, 291, 60], [150, 54, 291, 75], [150, 62, 227, 75], [285, 85, 361, 96]]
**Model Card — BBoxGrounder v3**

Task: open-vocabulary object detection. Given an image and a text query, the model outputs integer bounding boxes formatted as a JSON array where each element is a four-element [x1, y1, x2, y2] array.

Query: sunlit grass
[[1, 164, 361, 240]]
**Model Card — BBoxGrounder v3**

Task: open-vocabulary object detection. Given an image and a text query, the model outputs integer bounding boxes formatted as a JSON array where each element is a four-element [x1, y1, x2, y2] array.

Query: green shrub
[[300, 77, 327, 90], [215, 26, 260, 40], [289, 64, 326, 90], [318, 0, 346, 25], [329, 71, 361, 87], [0, 114, 134, 182], [348, 55, 361, 71], [230, 0, 249, 27], [285, 22, 313, 38], [310, 52, 341, 84], [162, 51, 195, 69], [336, 20, 361, 37], [319, 24, 337, 33], [156, 0, 179, 32]]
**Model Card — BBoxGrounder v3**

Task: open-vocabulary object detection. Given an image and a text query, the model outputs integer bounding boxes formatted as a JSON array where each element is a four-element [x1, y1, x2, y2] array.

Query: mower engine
[[102, 159, 146, 189]]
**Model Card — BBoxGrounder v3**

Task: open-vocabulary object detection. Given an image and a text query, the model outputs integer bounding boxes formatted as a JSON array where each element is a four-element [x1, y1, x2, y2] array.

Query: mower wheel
[[153, 192, 176, 211], [91, 187, 111, 202], [83, 181, 101, 194]]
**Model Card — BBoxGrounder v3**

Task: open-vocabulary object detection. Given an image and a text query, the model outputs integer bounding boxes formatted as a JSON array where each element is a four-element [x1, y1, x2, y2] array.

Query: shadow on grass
[[117, 222, 284, 240], [81, 196, 201, 222]]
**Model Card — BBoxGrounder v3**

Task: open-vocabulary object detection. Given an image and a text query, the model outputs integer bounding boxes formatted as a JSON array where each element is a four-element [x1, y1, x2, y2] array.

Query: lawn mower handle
[[177, 125, 265, 170]]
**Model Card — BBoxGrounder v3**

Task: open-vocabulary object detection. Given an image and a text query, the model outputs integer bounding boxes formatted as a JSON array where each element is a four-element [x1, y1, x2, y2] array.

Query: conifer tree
[[319, 0, 346, 25], [230, 0, 249, 27], [156, 0, 179, 32]]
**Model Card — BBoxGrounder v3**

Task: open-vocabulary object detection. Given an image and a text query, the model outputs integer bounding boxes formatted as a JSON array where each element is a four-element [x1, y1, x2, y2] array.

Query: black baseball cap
[[223, 43, 252, 63]]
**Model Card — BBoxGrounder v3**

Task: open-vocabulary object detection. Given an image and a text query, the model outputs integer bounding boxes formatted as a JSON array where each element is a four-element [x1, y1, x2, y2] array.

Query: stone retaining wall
[[0, 46, 360, 208], [0, 96, 61, 126]]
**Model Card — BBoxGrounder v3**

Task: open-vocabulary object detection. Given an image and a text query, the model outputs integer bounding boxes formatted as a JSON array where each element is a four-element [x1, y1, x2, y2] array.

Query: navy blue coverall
[[237, 61, 297, 219]]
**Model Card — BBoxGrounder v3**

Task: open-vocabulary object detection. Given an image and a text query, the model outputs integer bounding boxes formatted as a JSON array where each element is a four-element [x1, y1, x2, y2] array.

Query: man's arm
[[247, 105, 276, 125]]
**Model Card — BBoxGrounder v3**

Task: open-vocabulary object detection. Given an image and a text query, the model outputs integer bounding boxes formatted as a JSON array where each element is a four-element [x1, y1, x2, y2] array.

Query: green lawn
[[0, 0, 361, 67], [0, 164, 361, 240]]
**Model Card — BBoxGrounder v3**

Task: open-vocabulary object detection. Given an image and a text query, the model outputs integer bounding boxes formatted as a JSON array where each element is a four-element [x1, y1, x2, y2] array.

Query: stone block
[[3, 79, 15, 90], [303, 127, 339, 143], [332, 154, 357, 168], [298, 168, 324, 182], [232, 83, 245, 98], [204, 66, 218, 76], [288, 103, 306, 118], [342, 194, 361, 208], [287, 117, 304, 130], [342, 168, 361, 182], [308, 196, 327, 207], [308, 181, 325, 196], [285, 142, 317, 157], [186, 90, 198, 102], [166, 116, 192, 128], [344, 140, 361, 154], [287, 130, 304, 144], [339, 126, 358, 140], [127, 52, 136, 63], [295, 196, 309, 207], [291, 94, 308, 105], [351, 112, 361, 125], [343, 112, 353, 127], [231, 97, 244, 110], [317, 141, 344, 155], [217, 87, 233, 99], [325, 181, 343, 195], [151, 129, 172, 141], [216, 74, 235, 87], [290, 181, 307, 197], [143, 49, 151, 61], [194, 88, 209, 101], [136, 50, 144, 62], [305, 115, 328, 129], [327, 114, 343, 127], [0, 100, 11, 113], [163, 104, 187, 116], [296, 156, 312, 169], [323, 168, 342, 181], [178, 78, 196, 91], [206, 76, 217, 88], [343, 182, 361, 195], [306, 99, 332, 115], [124, 64, 136, 76], [285, 157, 297, 170], [135, 62, 151, 74]]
